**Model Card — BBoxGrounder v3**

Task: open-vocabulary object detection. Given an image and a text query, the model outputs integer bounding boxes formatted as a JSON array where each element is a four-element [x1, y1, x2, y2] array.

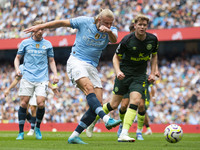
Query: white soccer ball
[[164, 124, 183, 143], [52, 128, 57, 132]]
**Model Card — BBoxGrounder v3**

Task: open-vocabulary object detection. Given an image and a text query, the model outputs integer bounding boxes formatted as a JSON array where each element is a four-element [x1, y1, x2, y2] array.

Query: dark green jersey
[[116, 32, 158, 76]]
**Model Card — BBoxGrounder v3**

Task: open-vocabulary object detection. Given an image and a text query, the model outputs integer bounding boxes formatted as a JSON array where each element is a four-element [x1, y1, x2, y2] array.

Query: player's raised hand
[[99, 25, 111, 33], [117, 71, 125, 80], [23, 24, 42, 34]]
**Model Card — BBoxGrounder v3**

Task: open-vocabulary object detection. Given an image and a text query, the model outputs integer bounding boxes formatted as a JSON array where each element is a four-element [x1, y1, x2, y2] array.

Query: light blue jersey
[[70, 16, 118, 67], [17, 37, 54, 82]]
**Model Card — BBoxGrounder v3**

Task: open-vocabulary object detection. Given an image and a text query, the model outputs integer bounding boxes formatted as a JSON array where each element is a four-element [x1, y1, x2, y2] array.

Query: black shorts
[[113, 74, 146, 98]]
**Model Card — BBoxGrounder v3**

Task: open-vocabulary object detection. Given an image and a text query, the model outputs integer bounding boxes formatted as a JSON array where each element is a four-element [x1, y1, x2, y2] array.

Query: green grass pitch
[[0, 131, 200, 150]]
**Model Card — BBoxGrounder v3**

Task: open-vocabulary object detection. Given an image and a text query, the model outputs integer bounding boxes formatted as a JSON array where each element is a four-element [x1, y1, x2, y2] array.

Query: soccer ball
[[164, 124, 183, 143]]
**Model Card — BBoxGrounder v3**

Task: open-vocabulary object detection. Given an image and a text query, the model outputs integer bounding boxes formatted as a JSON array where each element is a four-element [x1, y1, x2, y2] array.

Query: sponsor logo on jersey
[[42, 46, 46, 49], [146, 44, 152, 50], [139, 53, 144, 57], [95, 33, 100, 39], [131, 55, 150, 61], [36, 44, 40, 48], [102, 34, 106, 39]]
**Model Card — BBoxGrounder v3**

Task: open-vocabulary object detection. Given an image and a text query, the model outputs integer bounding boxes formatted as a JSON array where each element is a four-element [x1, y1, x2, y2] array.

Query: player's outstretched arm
[[108, 31, 117, 43], [23, 20, 71, 34], [148, 53, 157, 83], [113, 53, 125, 80], [155, 63, 160, 78], [14, 55, 22, 76], [48, 57, 59, 84], [4, 76, 21, 97]]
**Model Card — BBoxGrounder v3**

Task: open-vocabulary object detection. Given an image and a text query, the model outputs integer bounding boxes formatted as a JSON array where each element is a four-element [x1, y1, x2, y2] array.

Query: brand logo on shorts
[[95, 33, 100, 39], [114, 87, 119, 92], [36, 44, 40, 48], [146, 44, 152, 50], [75, 71, 80, 78]]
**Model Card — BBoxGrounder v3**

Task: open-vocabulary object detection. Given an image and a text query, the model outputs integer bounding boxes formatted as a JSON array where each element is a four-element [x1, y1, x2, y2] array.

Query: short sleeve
[[47, 42, 54, 57], [17, 40, 25, 55], [115, 36, 128, 56], [152, 36, 158, 54], [70, 16, 90, 30]]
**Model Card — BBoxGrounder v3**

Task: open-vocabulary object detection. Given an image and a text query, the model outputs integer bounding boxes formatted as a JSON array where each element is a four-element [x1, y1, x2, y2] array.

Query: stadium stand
[[0, 56, 200, 124], [0, 0, 200, 39]]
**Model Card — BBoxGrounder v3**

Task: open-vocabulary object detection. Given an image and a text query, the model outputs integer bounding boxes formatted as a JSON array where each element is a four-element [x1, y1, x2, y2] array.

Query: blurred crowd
[[0, 56, 200, 125], [1, 0, 200, 39]]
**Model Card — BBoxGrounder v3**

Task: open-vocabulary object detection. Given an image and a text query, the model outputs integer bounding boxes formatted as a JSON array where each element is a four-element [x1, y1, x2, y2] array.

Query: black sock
[[36, 108, 45, 128], [31, 116, 36, 130], [129, 104, 138, 110], [26, 113, 32, 123], [86, 93, 106, 119], [119, 109, 126, 114], [75, 108, 97, 134], [145, 124, 150, 128], [107, 103, 114, 111], [18, 107, 27, 133]]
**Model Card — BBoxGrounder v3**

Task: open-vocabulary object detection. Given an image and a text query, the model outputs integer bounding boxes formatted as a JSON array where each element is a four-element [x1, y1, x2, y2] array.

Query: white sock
[[69, 131, 79, 139], [136, 128, 143, 133], [103, 115, 110, 123], [120, 129, 128, 136], [92, 119, 98, 126]]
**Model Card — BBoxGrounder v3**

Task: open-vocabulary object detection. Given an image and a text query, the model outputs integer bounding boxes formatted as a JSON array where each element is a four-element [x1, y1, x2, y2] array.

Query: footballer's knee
[[120, 103, 128, 112], [120, 98, 129, 111], [84, 83, 95, 94], [20, 99, 29, 108], [110, 102, 118, 110], [20, 102, 28, 108], [37, 101, 45, 109], [20, 96, 30, 108], [37, 105, 45, 109], [30, 106, 37, 115], [138, 101, 145, 112]]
